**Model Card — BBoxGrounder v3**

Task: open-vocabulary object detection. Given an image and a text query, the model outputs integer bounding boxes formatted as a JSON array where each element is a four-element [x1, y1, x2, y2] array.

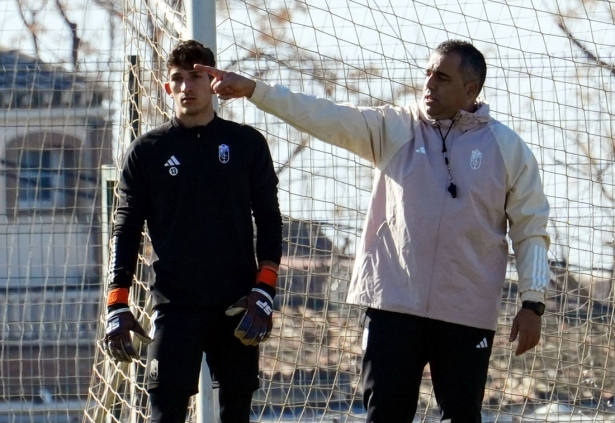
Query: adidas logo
[[476, 337, 489, 349], [164, 156, 180, 167], [415, 146, 426, 154], [165, 156, 180, 176]]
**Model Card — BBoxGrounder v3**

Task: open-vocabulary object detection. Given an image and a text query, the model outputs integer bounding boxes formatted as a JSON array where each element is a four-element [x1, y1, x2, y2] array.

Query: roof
[[0, 49, 107, 108]]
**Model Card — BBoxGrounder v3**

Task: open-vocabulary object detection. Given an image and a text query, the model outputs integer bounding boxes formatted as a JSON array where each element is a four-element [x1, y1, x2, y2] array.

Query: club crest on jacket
[[470, 149, 482, 170], [219, 144, 230, 164], [149, 358, 159, 380]]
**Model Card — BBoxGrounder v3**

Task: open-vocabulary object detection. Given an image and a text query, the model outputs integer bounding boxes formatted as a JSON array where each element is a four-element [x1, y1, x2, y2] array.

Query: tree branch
[[14, 0, 39, 56], [557, 19, 615, 78], [53, 0, 80, 69]]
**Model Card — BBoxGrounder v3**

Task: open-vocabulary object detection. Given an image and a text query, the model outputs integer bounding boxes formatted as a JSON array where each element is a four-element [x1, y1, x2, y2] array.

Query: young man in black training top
[[102, 40, 282, 423]]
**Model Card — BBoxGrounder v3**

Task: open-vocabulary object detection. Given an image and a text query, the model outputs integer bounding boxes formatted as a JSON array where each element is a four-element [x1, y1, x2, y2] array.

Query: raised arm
[[195, 64, 416, 167]]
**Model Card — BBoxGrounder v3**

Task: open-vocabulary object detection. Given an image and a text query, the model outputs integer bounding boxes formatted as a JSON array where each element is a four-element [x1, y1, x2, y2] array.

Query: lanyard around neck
[[436, 114, 460, 198]]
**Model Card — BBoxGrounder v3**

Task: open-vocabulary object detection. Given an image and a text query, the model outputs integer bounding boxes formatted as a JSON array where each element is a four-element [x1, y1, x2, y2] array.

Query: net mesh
[[0, 0, 613, 422]]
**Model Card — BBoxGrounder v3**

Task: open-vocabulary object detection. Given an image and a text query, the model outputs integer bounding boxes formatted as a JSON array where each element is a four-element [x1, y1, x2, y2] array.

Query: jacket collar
[[171, 113, 219, 131], [415, 99, 492, 131]]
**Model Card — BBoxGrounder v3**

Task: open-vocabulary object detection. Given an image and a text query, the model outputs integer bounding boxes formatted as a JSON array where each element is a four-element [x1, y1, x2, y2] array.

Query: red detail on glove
[[107, 288, 129, 306], [256, 265, 277, 288]]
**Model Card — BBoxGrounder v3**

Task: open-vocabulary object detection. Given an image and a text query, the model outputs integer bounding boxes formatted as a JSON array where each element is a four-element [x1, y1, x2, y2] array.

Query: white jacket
[[250, 81, 550, 330]]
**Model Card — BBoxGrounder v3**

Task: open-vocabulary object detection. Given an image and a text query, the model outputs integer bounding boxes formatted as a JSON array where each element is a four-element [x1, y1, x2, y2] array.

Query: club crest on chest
[[149, 358, 159, 380], [219, 144, 230, 164], [470, 149, 482, 170]]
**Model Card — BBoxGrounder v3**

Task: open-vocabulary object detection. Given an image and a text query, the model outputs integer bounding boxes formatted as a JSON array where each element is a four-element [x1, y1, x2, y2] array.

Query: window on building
[[17, 150, 67, 210]]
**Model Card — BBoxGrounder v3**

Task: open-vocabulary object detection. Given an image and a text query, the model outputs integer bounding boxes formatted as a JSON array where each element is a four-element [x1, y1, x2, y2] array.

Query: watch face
[[535, 303, 545, 315]]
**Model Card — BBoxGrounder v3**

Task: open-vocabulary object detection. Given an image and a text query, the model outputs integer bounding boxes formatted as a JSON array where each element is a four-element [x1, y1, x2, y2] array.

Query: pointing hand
[[194, 65, 257, 100]]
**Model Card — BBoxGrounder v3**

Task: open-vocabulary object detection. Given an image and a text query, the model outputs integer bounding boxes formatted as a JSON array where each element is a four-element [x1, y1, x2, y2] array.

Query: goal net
[[85, 1, 615, 421], [0, 0, 613, 422]]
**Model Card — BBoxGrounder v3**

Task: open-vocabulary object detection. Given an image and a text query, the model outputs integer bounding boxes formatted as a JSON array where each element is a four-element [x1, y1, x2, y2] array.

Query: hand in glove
[[225, 288, 273, 346], [103, 307, 152, 362]]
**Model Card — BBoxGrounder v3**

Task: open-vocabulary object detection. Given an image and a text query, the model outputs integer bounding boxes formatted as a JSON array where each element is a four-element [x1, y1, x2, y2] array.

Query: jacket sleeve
[[249, 81, 415, 168], [248, 127, 283, 266], [107, 142, 149, 291], [498, 127, 551, 303]]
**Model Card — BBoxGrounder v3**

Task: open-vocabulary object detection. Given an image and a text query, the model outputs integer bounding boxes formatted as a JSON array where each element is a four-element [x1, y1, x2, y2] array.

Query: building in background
[[0, 48, 113, 414]]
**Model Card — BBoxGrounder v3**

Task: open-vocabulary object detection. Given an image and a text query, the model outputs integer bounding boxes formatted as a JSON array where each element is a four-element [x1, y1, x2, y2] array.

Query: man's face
[[164, 65, 213, 120], [422, 52, 477, 120]]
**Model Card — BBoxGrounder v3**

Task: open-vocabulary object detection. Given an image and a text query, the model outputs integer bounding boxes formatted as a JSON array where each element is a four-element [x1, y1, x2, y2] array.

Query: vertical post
[[184, 0, 219, 112], [185, 0, 217, 57], [126, 55, 151, 423], [183, 1, 217, 422], [128, 55, 140, 142]]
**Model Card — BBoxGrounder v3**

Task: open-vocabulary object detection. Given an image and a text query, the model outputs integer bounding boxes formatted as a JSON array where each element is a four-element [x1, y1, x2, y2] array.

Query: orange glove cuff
[[256, 265, 278, 289], [107, 288, 129, 306]]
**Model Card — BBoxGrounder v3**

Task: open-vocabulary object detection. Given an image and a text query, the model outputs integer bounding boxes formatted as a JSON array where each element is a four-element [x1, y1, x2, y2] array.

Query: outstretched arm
[[196, 64, 416, 167], [194, 64, 256, 100]]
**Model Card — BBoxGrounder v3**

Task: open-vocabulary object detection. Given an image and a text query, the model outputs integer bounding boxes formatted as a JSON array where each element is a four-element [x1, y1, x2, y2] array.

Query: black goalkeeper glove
[[225, 288, 274, 346], [103, 307, 152, 362]]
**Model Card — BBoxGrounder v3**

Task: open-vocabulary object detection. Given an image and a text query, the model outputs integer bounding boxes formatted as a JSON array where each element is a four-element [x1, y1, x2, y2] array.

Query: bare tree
[[214, 0, 419, 189], [14, 0, 40, 56], [554, 1, 615, 299], [53, 0, 80, 69]]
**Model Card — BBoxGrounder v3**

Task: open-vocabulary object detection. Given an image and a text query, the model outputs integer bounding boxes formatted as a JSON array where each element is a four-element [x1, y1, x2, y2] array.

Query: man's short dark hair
[[434, 40, 486, 94], [167, 40, 215, 72]]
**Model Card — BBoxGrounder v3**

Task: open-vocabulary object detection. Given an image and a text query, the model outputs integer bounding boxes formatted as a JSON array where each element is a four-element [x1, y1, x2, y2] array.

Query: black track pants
[[149, 386, 253, 423], [361, 308, 495, 423]]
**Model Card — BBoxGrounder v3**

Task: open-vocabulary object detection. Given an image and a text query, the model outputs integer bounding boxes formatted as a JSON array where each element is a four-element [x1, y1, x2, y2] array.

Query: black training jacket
[[108, 115, 282, 309]]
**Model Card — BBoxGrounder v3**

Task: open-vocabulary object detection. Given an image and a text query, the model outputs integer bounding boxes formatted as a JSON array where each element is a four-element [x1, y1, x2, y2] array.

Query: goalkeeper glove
[[104, 307, 152, 362], [103, 288, 152, 362], [225, 265, 277, 346], [225, 288, 273, 346]]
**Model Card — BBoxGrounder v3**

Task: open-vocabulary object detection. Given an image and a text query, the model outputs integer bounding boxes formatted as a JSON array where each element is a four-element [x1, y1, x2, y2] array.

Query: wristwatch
[[522, 301, 545, 316]]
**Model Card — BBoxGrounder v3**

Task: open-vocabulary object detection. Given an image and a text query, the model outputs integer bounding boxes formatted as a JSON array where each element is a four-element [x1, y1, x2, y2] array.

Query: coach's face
[[165, 65, 214, 124], [422, 51, 478, 120]]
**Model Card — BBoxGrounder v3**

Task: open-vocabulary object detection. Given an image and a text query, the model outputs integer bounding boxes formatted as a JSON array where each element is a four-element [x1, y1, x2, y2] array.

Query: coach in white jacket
[[198, 40, 550, 422]]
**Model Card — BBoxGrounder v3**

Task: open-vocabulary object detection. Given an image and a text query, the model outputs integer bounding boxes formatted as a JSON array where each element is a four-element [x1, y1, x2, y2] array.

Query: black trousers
[[149, 386, 253, 423], [146, 306, 259, 423], [361, 308, 495, 423]]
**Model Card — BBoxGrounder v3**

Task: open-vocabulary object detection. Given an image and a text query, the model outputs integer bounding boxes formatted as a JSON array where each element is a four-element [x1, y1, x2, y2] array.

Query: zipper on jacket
[[425, 117, 460, 316]]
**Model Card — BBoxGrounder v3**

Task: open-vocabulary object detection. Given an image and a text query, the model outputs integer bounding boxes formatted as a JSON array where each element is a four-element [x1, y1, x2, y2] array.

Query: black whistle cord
[[437, 116, 459, 198]]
